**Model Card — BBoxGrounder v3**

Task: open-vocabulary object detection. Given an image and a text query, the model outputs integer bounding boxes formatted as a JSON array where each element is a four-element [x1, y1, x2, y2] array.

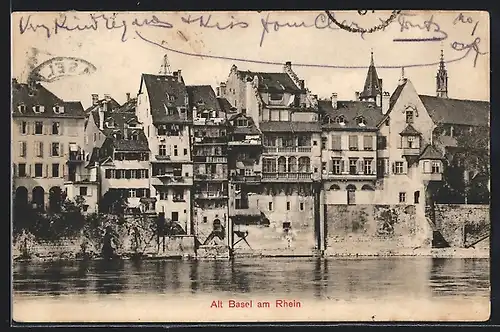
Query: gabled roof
[[12, 81, 85, 118], [419, 144, 444, 160], [84, 98, 121, 114], [85, 147, 100, 168], [359, 53, 382, 99], [139, 73, 190, 124], [319, 100, 383, 131], [101, 130, 150, 154], [118, 98, 137, 113], [400, 124, 421, 136], [259, 121, 321, 133], [217, 97, 235, 114], [236, 70, 303, 93], [418, 95, 490, 127], [90, 110, 140, 136], [187, 85, 221, 112], [228, 113, 261, 135]]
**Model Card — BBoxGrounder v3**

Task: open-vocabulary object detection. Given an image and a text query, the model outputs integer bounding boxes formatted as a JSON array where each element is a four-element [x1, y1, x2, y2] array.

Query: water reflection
[[13, 257, 490, 301]]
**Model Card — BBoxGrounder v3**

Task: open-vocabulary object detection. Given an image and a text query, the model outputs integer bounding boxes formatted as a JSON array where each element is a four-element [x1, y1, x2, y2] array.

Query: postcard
[[11, 10, 490, 323]]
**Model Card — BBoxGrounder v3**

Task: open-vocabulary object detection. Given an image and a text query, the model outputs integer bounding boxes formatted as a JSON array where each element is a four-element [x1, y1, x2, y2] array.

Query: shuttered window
[[363, 135, 373, 150], [331, 136, 342, 151], [348, 135, 358, 150]]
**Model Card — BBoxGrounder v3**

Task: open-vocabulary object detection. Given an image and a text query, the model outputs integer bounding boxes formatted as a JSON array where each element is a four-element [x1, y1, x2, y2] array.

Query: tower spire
[[159, 54, 172, 75], [360, 50, 382, 102], [436, 49, 448, 98]]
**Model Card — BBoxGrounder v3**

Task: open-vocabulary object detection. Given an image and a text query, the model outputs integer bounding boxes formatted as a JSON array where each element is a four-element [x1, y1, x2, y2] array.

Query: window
[[236, 118, 248, 127], [34, 163, 43, 177], [322, 162, 327, 173], [269, 93, 283, 101], [283, 222, 291, 231], [171, 212, 179, 222], [51, 163, 59, 177], [313, 140, 318, 146], [414, 191, 420, 204], [35, 142, 44, 157], [395, 161, 404, 174], [432, 161, 441, 173], [203, 216, 208, 223], [93, 132, 97, 142], [286, 202, 291, 211], [35, 122, 43, 135], [173, 189, 184, 201], [363, 135, 373, 150], [335, 115, 346, 125], [349, 159, 358, 175], [128, 189, 137, 198], [20, 121, 27, 134], [52, 122, 60, 135], [18, 163, 26, 177], [332, 159, 341, 174], [377, 136, 387, 149], [332, 135, 341, 151], [184, 148, 188, 156], [18, 104, 26, 113], [268, 202, 273, 211], [53, 105, 64, 114], [159, 144, 167, 156], [406, 110, 414, 124], [364, 159, 373, 174], [173, 145, 178, 156], [299, 202, 304, 211], [80, 187, 88, 196], [321, 136, 327, 150], [399, 192, 406, 203], [348, 135, 358, 150], [51, 143, 60, 157], [19, 142, 27, 157], [357, 117, 366, 126], [159, 191, 168, 200], [33, 105, 44, 113]]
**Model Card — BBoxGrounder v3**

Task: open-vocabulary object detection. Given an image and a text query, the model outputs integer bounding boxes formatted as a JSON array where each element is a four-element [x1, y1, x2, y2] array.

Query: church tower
[[436, 50, 448, 98], [359, 51, 382, 103]]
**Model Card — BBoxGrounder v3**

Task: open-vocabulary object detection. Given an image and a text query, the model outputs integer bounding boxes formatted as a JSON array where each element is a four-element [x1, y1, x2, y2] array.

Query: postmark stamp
[[28, 56, 97, 83], [325, 10, 401, 36]]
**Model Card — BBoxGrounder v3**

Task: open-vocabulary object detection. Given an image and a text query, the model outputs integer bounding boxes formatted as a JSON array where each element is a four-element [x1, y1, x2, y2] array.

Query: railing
[[193, 156, 227, 163], [231, 175, 261, 182], [193, 117, 226, 126], [194, 173, 228, 181], [195, 191, 228, 199], [65, 174, 95, 182], [194, 137, 227, 144], [401, 148, 420, 156], [155, 154, 171, 160], [261, 172, 312, 180], [68, 152, 85, 162], [228, 140, 261, 146], [263, 146, 312, 153]]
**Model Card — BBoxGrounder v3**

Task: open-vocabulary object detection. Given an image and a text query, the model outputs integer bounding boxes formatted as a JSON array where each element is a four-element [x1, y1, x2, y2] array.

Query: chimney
[[92, 94, 99, 105], [382, 92, 390, 114], [376, 93, 382, 107], [299, 80, 305, 90], [104, 94, 111, 102], [177, 70, 182, 82], [245, 76, 258, 128], [126, 93, 130, 102], [220, 82, 227, 96], [98, 105, 105, 130], [354, 91, 360, 101], [284, 61, 292, 72], [331, 93, 338, 110]]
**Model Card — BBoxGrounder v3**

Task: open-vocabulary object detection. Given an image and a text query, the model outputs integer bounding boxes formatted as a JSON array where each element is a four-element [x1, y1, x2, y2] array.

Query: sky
[[11, 10, 490, 109]]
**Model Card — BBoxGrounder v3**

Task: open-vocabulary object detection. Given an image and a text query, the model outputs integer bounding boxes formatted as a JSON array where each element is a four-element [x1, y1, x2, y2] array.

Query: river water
[[12, 257, 490, 322]]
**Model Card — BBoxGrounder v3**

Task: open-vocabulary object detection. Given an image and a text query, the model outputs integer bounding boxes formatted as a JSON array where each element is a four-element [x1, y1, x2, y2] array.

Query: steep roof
[[100, 130, 149, 155], [319, 100, 383, 131], [187, 85, 221, 111], [118, 98, 137, 113], [359, 52, 382, 100], [259, 121, 321, 133], [140, 73, 190, 124], [228, 113, 261, 135], [90, 110, 141, 136], [236, 70, 303, 93], [400, 124, 421, 136], [419, 144, 444, 160], [84, 98, 121, 114], [418, 95, 490, 127], [217, 97, 235, 114], [12, 81, 85, 118]]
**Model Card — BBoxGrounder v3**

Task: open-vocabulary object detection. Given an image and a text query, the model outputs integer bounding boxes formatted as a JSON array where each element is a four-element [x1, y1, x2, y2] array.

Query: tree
[[99, 190, 129, 215]]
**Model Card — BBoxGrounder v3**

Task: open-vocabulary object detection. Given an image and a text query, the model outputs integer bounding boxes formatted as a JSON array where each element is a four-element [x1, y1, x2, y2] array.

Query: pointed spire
[[360, 51, 382, 102], [436, 49, 448, 98]]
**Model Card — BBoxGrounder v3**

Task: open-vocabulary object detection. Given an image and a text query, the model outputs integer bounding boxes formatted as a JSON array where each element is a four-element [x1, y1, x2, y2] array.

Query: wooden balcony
[[228, 139, 262, 146], [194, 191, 229, 199], [151, 175, 193, 186], [67, 151, 85, 163], [229, 207, 261, 217], [194, 173, 228, 181], [322, 171, 377, 180], [261, 172, 313, 182], [230, 175, 261, 183], [263, 146, 312, 154], [401, 147, 420, 156]]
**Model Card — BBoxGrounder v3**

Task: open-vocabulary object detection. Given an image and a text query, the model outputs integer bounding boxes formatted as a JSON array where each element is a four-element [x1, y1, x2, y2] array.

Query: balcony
[[194, 173, 228, 181], [261, 172, 313, 182], [263, 146, 312, 154], [228, 139, 262, 146], [193, 117, 226, 126], [67, 151, 85, 163], [155, 154, 171, 161], [230, 207, 261, 217], [231, 175, 261, 183], [422, 172, 442, 182], [193, 156, 227, 163], [194, 137, 227, 145], [151, 175, 193, 186], [401, 148, 420, 156], [194, 191, 228, 199], [322, 171, 377, 180], [64, 174, 96, 183]]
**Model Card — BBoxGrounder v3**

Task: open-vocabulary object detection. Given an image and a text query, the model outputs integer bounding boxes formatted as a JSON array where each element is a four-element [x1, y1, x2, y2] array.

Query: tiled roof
[[359, 53, 382, 99], [418, 95, 490, 127], [117, 98, 137, 113], [218, 97, 235, 113], [400, 124, 421, 136], [259, 121, 321, 133], [112, 131, 150, 152], [85, 147, 100, 168], [187, 85, 221, 112], [236, 70, 303, 93], [90, 110, 140, 136], [419, 144, 444, 160], [319, 100, 383, 131], [228, 113, 261, 135], [140, 74, 190, 124], [12, 81, 85, 118]]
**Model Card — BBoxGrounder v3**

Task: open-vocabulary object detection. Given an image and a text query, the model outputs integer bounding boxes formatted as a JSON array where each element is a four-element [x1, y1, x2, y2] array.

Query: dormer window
[[357, 117, 366, 127], [130, 132, 138, 141], [335, 115, 346, 126], [105, 119, 115, 128], [18, 104, 26, 113], [236, 118, 248, 127], [406, 110, 414, 124], [53, 105, 64, 114], [33, 105, 44, 114], [113, 132, 122, 140], [269, 93, 283, 101]]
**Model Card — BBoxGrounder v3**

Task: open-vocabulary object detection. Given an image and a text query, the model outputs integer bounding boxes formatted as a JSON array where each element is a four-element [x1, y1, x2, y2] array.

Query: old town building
[[12, 79, 86, 213]]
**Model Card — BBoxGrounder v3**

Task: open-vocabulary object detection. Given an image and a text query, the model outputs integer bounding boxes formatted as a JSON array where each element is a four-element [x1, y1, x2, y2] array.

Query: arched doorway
[[346, 184, 357, 205], [49, 186, 63, 213], [32, 186, 45, 211], [329, 184, 340, 191], [14, 186, 29, 211]]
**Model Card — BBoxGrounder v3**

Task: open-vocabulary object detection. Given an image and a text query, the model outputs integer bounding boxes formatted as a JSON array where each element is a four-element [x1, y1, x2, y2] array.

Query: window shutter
[[391, 162, 396, 174], [45, 164, 49, 178], [357, 159, 364, 174], [371, 159, 376, 174], [28, 164, 32, 177], [62, 164, 66, 178], [403, 161, 408, 174], [329, 160, 333, 173], [60, 143, 65, 158], [59, 123, 63, 136], [341, 160, 346, 173]]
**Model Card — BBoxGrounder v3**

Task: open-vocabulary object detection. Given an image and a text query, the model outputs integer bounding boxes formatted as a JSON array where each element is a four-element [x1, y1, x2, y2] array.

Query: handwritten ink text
[[393, 13, 448, 42]]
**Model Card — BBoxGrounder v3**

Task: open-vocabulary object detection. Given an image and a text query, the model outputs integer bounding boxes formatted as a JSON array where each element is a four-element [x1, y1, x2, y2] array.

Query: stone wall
[[434, 204, 490, 248], [324, 204, 433, 255]]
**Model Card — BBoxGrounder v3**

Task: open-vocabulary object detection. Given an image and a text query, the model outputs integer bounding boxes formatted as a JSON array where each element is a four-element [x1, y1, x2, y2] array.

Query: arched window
[[329, 184, 340, 191], [357, 116, 367, 127], [346, 184, 357, 191], [288, 156, 297, 172], [298, 157, 310, 172], [277, 157, 286, 173], [335, 115, 346, 125], [361, 184, 374, 191]]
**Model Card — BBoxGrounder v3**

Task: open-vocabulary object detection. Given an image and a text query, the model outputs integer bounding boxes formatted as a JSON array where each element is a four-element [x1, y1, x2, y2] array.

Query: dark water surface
[[13, 257, 490, 301]]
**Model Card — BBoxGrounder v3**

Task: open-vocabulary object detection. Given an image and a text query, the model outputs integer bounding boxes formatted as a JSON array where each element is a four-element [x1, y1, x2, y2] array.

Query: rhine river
[[12, 257, 490, 322]]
